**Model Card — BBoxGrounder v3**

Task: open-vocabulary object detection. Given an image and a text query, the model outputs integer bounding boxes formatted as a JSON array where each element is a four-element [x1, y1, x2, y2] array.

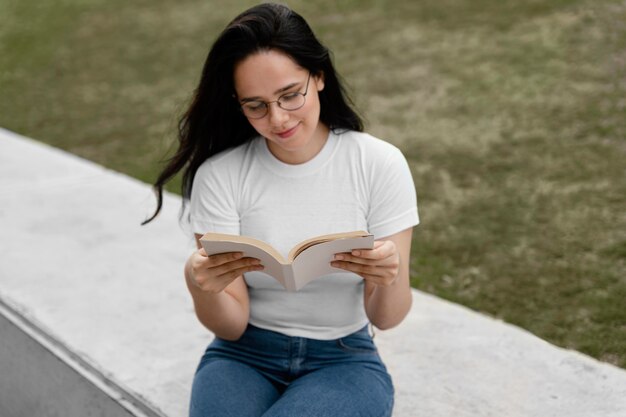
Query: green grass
[[1, 0, 625, 367]]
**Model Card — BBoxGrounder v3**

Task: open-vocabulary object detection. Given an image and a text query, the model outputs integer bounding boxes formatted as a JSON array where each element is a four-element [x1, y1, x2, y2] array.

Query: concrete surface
[[1, 126, 625, 417], [0, 298, 160, 417]]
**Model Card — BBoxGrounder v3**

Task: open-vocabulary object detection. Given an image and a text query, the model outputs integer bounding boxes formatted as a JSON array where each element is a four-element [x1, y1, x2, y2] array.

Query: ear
[[314, 71, 325, 92]]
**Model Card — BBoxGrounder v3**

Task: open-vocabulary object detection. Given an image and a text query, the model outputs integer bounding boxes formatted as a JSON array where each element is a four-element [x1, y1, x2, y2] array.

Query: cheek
[[301, 96, 321, 121], [307, 102, 322, 123]]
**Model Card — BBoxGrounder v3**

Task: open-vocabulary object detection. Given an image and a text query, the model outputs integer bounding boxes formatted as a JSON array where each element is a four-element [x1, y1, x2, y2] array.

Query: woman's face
[[234, 49, 327, 164]]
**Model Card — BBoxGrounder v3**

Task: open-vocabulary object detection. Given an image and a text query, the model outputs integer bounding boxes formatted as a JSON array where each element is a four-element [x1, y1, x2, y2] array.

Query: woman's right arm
[[184, 233, 263, 341]]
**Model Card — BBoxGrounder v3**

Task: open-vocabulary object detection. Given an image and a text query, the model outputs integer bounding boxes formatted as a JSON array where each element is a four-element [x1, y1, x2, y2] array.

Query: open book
[[199, 231, 374, 291]]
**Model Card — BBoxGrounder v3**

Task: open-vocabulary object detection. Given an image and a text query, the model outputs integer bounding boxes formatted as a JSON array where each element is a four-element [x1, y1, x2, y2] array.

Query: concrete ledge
[[1, 127, 626, 416], [0, 298, 164, 417]]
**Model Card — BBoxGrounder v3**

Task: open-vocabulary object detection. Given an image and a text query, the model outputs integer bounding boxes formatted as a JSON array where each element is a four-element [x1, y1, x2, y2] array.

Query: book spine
[[283, 266, 297, 292]]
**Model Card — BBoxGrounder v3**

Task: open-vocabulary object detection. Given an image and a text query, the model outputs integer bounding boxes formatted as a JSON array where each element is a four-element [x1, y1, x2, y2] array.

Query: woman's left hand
[[331, 240, 400, 287]]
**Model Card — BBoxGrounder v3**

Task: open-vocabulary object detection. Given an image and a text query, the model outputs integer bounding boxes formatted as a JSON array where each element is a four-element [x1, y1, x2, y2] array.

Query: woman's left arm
[[331, 228, 413, 329]]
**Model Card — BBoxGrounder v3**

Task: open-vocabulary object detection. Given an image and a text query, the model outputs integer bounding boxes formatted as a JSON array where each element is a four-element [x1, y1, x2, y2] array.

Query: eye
[[244, 101, 266, 111], [280, 92, 301, 102]]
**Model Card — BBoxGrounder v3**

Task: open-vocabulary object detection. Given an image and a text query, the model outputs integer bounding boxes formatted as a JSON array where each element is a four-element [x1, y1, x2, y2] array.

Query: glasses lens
[[241, 102, 267, 119], [278, 93, 306, 111]]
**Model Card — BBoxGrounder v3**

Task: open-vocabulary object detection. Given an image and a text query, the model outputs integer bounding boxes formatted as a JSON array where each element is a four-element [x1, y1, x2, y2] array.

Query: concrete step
[[0, 298, 163, 417]]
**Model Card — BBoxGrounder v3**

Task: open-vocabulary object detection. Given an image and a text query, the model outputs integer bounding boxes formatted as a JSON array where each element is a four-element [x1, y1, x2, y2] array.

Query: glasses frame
[[238, 72, 312, 119]]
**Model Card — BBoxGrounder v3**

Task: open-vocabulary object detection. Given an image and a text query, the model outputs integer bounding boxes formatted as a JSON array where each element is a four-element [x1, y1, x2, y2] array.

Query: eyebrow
[[239, 81, 301, 102]]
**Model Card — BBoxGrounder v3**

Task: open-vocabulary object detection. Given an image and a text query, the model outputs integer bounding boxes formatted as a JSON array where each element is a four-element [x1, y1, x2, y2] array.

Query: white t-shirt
[[190, 129, 419, 339]]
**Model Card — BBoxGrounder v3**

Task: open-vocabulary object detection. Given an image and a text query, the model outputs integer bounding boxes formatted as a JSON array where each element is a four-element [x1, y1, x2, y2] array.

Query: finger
[[372, 240, 386, 249], [334, 250, 397, 266], [193, 252, 238, 270], [333, 253, 379, 266], [212, 257, 262, 276], [193, 256, 258, 279], [206, 252, 245, 267], [351, 241, 394, 260], [330, 260, 386, 277], [194, 258, 264, 291], [216, 262, 264, 282], [196, 262, 264, 292]]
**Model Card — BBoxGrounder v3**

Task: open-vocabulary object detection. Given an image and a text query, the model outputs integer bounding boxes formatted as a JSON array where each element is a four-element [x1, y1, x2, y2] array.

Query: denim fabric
[[190, 324, 394, 417]]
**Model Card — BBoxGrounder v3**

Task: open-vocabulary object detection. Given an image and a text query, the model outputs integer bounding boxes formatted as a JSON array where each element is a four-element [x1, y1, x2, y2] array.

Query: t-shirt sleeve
[[189, 160, 240, 236], [367, 146, 419, 239]]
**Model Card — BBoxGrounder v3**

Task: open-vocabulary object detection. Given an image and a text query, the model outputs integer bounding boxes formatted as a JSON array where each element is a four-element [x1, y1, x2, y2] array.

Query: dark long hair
[[143, 3, 363, 224]]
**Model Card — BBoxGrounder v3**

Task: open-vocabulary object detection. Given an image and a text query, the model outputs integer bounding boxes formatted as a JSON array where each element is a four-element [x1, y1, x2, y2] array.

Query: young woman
[[145, 3, 419, 416]]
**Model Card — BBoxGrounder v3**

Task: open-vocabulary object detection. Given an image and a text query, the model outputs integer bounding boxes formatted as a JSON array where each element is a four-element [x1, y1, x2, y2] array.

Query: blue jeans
[[190, 324, 394, 417]]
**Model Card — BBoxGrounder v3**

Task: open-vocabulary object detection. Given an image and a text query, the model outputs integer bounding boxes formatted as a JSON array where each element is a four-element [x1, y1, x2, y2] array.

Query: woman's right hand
[[186, 248, 264, 294]]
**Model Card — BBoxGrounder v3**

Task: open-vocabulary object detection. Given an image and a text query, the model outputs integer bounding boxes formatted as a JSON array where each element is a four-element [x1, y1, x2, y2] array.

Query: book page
[[288, 230, 372, 261], [201, 233, 285, 263], [291, 234, 374, 291]]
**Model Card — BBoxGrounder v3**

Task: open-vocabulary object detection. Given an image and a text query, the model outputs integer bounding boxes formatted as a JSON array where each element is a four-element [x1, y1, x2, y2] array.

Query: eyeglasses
[[239, 73, 311, 119]]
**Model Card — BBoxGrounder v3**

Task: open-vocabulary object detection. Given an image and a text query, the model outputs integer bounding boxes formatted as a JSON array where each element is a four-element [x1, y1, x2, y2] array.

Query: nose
[[267, 102, 289, 127]]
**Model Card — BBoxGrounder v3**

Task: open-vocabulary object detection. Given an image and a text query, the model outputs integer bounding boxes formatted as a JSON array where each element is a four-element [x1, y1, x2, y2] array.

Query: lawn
[[1, 0, 625, 367]]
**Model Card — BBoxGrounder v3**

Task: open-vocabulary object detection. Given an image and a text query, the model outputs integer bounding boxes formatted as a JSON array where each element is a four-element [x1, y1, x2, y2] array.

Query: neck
[[266, 123, 330, 165]]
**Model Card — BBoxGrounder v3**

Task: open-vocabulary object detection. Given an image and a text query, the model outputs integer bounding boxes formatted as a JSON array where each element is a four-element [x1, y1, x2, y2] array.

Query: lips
[[275, 124, 300, 139]]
